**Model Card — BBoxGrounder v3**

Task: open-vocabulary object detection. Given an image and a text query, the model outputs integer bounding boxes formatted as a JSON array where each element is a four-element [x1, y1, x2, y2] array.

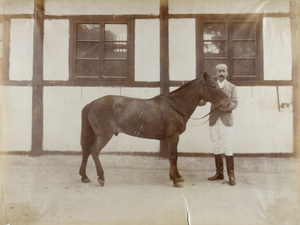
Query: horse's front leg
[[168, 135, 184, 188]]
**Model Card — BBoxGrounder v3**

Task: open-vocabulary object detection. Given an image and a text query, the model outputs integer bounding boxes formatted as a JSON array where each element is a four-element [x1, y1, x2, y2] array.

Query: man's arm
[[218, 86, 238, 112]]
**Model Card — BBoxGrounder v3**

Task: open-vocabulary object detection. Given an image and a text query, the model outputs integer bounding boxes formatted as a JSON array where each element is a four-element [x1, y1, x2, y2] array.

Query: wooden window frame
[[196, 15, 263, 82], [69, 18, 135, 84]]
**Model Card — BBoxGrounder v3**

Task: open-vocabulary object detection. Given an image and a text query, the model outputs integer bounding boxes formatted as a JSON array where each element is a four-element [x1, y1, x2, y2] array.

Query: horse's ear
[[203, 72, 210, 81]]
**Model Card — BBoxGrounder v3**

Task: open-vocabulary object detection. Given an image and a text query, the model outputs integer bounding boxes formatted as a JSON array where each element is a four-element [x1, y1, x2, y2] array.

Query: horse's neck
[[168, 79, 203, 117]]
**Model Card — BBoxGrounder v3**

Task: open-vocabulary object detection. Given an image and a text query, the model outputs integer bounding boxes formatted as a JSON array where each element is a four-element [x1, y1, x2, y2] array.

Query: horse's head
[[201, 72, 229, 108]]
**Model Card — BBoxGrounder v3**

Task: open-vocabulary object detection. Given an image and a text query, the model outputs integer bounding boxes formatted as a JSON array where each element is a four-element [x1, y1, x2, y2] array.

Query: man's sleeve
[[219, 85, 238, 112]]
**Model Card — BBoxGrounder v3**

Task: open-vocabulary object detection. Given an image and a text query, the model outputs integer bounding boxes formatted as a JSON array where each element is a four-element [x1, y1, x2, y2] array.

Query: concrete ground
[[0, 154, 300, 225]]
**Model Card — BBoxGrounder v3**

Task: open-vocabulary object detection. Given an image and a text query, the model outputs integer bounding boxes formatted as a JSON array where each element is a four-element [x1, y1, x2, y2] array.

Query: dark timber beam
[[291, 0, 300, 159], [30, 0, 44, 156], [159, 0, 170, 158]]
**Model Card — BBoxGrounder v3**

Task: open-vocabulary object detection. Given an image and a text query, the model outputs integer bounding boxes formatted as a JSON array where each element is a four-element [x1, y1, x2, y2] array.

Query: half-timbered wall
[[0, 0, 298, 156]]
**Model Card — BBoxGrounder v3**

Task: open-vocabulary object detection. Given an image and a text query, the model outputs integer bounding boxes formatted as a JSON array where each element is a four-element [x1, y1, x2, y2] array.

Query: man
[[199, 64, 238, 186]]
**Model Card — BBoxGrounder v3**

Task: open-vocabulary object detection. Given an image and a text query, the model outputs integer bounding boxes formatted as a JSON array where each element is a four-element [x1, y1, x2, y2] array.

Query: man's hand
[[198, 100, 207, 106]]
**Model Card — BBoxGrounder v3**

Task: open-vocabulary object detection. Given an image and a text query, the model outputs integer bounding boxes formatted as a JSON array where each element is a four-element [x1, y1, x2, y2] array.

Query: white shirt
[[217, 79, 226, 88]]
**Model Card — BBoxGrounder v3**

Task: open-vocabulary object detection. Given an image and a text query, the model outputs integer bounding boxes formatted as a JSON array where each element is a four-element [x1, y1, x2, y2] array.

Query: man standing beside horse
[[199, 64, 238, 186]]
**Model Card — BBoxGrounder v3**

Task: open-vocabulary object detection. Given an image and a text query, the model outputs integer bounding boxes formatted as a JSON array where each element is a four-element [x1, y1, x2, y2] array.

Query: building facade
[[0, 0, 299, 157]]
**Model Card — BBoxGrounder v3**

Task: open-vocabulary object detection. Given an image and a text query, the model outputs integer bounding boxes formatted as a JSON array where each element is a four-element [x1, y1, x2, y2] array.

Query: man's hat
[[215, 64, 228, 70]]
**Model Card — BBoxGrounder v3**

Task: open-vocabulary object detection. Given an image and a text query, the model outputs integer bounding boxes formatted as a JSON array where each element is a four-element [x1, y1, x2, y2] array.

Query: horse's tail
[[80, 103, 95, 154]]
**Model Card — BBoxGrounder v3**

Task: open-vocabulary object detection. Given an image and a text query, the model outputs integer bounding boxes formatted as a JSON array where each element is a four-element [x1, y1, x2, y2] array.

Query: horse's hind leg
[[79, 149, 91, 183], [90, 134, 113, 186], [79, 103, 94, 183]]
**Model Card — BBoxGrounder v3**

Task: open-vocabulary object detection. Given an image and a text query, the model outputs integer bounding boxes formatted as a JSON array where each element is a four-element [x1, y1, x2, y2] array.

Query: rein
[[188, 104, 219, 126], [189, 104, 220, 120], [159, 94, 220, 124]]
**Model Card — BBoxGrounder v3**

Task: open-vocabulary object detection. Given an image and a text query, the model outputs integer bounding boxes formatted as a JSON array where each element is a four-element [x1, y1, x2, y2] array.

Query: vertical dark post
[[291, 0, 300, 159], [30, 0, 44, 156], [159, 0, 169, 158]]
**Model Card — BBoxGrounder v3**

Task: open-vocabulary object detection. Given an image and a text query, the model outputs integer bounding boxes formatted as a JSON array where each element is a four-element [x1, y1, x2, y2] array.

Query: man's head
[[215, 64, 228, 82]]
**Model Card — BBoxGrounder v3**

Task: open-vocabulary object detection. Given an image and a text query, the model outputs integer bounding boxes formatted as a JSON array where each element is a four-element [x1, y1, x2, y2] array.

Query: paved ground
[[0, 154, 300, 225]]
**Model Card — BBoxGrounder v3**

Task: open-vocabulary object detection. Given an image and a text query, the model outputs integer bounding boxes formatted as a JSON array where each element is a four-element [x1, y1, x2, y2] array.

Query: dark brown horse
[[79, 72, 229, 187]]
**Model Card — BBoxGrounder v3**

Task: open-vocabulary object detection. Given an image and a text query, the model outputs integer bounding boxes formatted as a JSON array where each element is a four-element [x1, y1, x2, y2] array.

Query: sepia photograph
[[0, 0, 299, 224]]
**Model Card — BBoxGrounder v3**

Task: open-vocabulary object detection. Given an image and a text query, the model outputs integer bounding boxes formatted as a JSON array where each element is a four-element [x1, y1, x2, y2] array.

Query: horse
[[79, 72, 229, 188]]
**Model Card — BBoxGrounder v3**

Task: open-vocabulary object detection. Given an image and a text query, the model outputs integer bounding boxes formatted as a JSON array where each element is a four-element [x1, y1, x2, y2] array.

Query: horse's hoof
[[81, 177, 91, 183], [98, 178, 105, 187], [173, 182, 184, 188], [177, 177, 185, 183]]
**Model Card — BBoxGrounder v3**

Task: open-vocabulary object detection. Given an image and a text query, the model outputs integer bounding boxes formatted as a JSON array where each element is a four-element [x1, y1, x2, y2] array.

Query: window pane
[[204, 41, 227, 58], [105, 24, 127, 41], [104, 42, 127, 59], [103, 61, 128, 78], [76, 60, 100, 77], [204, 60, 228, 77], [203, 23, 226, 40], [232, 41, 255, 58], [232, 60, 256, 76], [77, 42, 100, 59], [232, 22, 255, 39], [77, 24, 100, 41]]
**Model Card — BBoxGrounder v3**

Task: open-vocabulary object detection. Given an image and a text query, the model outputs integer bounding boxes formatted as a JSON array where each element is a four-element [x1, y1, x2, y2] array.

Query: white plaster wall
[[0, 0, 34, 14], [43, 87, 160, 152], [44, 19, 69, 81], [263, 17, 292, 80], [169, 19, 196, 81], [135, 19, 160, 82], [169, 0, 290, 14], [9, 19, 34, 81], [179, 86, 293, 154], [45, 0, 160, 15], [0, 87, 32, 151], [44, 85, 293, 154]]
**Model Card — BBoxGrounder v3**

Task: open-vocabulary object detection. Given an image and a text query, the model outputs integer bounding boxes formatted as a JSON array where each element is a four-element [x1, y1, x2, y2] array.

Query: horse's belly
[[113, 97, 186, 139], [118, 119, 166, 139]]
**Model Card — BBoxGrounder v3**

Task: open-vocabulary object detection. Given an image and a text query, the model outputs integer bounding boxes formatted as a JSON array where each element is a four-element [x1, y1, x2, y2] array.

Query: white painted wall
[[44, 19, 69, 81], [135, 19, 160, 82], [9, 19, 34, 81], [0, 87, 32, 151], [179, 86, 293, 154], [43, 87, 160, 152], [0, 0, 34, 14], [263, 17, 292, 80], [45, 0, 160, 15], [169, 0, 290, 14], [169, 19, 196, 81]]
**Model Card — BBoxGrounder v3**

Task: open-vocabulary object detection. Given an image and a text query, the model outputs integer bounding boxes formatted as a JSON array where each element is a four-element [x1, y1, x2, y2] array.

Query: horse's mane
[[168, 77, 202, 97]]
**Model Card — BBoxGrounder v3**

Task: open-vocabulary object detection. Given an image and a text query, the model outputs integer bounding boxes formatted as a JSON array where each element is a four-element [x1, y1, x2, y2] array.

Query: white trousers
[[210, 119, 234, 156]]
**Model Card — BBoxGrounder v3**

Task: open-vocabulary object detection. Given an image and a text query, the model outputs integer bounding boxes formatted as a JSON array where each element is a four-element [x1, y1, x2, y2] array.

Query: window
[[197, 17, 263, 81], [71, 20, 134, 82]]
